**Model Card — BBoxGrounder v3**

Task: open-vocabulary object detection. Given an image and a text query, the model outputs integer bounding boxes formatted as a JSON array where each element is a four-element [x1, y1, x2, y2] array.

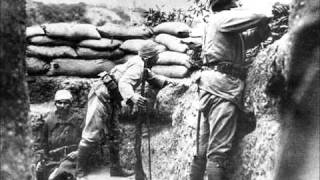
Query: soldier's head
[[139, 41, 159, 68], [54, 89, 73, 113], [208, 0, 237, 12]]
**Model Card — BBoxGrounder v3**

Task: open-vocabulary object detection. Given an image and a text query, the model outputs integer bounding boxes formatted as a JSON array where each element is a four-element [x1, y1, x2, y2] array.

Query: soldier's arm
[[146, 69, 189, 88], [146, 69, 169, 89], [218, 10, 270, 33], [118, 57, 144, 104], [241, 20, 271, 49]]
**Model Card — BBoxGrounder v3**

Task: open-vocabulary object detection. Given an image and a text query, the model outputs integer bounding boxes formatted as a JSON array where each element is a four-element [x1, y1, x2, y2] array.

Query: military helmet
[[54, 89, 73, 101], [139, 41, 159, 59], [208, 0, 237, 11]]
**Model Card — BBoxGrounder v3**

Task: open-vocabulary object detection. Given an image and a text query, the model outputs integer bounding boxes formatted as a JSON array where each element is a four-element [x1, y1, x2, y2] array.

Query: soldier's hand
[[131, 94, 147, 108], [166, 79, 182, 86], [66, 151, 78, 160], [166, 79, 191, 88], [131, 103, 147, 114], [35, 160, 46, 172], [145, 68, 153, 80]]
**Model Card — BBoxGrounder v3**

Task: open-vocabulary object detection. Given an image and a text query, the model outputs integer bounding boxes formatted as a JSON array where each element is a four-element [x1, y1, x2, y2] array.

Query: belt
[[202, 62, 246, 80]]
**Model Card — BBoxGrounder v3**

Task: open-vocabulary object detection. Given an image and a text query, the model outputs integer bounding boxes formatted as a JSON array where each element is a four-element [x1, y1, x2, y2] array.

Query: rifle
[[134, 68, 147, 180], [49, 144, 78, 156]]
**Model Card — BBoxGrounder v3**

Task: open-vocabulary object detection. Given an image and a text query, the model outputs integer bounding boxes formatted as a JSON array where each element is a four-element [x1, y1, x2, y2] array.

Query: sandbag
[[47, 59, 116, 77], [78, 38, 123, 50], [43, 23, 101, 40], [28, 35, 75, 46], [76, 47, 125, 60], [26, 45, 77, 58], [153, 22, 190, 38], [97, 23, 153, 40], [26, 26, 45, 38], [25, 57, 50, 74], [113, 54, 136, 65], [157, 51, 192, 68], [151, 65, 189, 78], [120, 39, 166, 54], [155, 34, 189, 53]]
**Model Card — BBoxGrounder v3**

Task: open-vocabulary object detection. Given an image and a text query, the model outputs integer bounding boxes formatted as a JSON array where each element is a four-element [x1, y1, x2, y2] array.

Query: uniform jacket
[[35, 110, 83, 160], [92, 55, 166, 105], [44, 110, 83, 149], [200, 8, 270, 107]]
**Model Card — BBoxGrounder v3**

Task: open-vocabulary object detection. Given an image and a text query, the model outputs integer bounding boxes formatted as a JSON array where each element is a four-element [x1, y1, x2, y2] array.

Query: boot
[[109, 144, 134, 177], [76, 145, 94, 178], [189, 156, 206, 180], [206, 160, 224, 180]]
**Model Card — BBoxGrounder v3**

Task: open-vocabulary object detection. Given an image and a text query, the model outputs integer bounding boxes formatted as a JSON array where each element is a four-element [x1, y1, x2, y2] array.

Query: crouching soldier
[[31, 89, 83, 180], [76, 42, 173, 178]]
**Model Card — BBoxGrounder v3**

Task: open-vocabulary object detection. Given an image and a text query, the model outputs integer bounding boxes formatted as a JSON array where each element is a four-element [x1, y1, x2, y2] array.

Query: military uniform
[[190, 8, 271, 180], [80, 56, 144, 145], [77, 55, 167, 177], [32, 110, 83, 180]]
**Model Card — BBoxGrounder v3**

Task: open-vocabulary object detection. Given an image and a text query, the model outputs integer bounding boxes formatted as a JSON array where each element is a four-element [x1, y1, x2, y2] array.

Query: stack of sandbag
[[25, 23, 152, 77], [152, 22, 202, 78], [26, 22, 201, 79]]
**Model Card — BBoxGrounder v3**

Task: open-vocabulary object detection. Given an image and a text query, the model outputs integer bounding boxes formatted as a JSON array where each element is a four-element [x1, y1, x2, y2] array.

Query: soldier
[[76, 42, 171, 178], [31, 89, 83, 180], [189, 0, 272, 180]]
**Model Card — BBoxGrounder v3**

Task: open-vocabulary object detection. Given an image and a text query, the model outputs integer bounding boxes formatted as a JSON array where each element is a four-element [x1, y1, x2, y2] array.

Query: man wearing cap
[[32, 89, 83, 180], [189, 0, 272, 180], [76, 41, 171, 178]]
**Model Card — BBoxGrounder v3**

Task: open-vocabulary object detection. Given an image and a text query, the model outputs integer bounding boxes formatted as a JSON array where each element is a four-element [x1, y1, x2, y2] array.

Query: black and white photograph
[[0, 0, 319, 180]]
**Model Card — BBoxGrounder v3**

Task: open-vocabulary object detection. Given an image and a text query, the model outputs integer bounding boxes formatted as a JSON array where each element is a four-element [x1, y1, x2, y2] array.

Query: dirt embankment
[[28, 32, 290, 180]]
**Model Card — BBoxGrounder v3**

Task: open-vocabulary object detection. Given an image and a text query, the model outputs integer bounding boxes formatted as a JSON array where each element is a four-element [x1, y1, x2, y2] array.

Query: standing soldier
[[189, 0, 272, 180], [31, 89, 83, 180], [76, 42, 171, 178]]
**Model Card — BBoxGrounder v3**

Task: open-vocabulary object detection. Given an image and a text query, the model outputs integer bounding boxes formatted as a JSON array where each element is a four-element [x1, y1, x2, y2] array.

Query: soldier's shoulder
[[127, 55, 144, 66]]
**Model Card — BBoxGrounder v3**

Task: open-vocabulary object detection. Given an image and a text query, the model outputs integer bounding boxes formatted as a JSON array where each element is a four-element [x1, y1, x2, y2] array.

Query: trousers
[[198, 89, 238, 163], [80, 87, 121, 146]]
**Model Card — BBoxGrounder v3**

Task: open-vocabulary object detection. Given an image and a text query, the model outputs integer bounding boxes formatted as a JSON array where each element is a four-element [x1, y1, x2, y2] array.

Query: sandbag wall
[[26, 22, 202, 78]]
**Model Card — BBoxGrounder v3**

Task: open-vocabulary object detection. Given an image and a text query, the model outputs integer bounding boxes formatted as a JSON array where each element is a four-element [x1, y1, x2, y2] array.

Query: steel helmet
[[208, 0, 236, 11], [139, 41, 159, 59], [54, 89, 73, 101]]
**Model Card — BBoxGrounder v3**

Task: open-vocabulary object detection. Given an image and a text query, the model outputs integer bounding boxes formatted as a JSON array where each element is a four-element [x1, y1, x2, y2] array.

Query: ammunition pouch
[[100, 73, 123, 104]]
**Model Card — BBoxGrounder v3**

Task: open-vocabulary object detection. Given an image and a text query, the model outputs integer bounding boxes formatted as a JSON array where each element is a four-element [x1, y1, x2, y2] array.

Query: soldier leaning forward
[[76, 42, 174, 178]]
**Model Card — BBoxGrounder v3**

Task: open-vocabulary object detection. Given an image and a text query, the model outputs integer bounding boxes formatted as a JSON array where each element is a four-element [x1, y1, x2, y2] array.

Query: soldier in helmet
[[76, 41, 173, 178], [189, 0, 272, 180], [31, 89, 83, 180]]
